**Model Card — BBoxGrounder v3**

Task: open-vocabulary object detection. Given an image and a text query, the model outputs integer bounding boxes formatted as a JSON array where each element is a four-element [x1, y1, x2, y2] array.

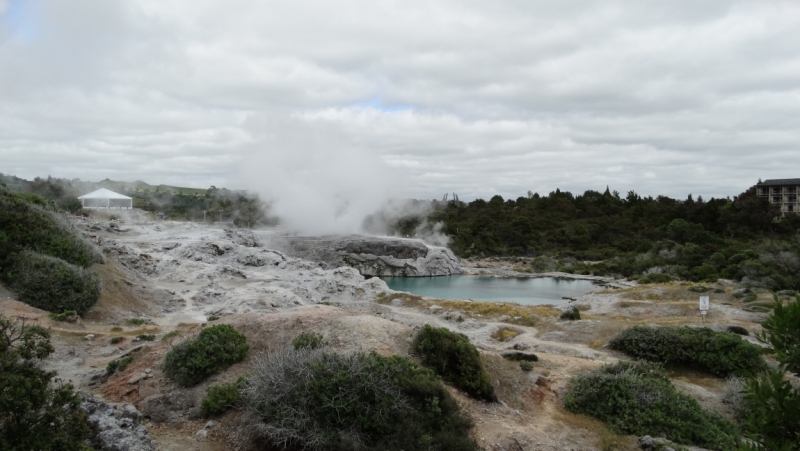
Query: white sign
[[699, 296, 710, 311]]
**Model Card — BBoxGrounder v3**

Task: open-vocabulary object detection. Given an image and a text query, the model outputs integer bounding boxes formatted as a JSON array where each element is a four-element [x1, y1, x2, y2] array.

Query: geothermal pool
[[381, 275, 601, 305]]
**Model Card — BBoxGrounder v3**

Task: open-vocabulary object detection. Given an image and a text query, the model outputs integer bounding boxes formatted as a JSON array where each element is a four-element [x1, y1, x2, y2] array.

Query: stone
[[195, 429, 208, 441], [80, 393, 155, 451], [85, 334, 96, 340], [204, 420, 215, 429], [637, 436, 654, 449]]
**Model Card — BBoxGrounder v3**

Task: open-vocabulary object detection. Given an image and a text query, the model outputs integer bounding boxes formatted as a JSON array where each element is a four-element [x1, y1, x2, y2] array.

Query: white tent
[[78, 188, 133, 210]]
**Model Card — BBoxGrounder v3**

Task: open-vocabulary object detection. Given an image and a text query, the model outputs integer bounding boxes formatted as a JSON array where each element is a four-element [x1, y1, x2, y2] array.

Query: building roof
[[78, 188, 132, 200], [757, 178, 800, 186]]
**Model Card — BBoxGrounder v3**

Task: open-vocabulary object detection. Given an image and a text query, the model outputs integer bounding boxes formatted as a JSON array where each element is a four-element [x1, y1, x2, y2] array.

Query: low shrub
[[726, 325, 749, 336], [564, 362, 738, 451], [126, 318, 146, 326], [49, 310, 78, 323], [608, 326, 766, 377], [411, 324, 495, 401], [110, 336, 124, 344], [202, 377, 245, 417], [136, 334, 155, 341], [291, 331, 325, 350], [491, 327, 521, 342], [106, 356, 133, 375], [207, 315, 220, 322], [560, 307, 581, 320], [161, 330, 179, 341], [519, 361, 533, 372], [639, 273, 673, 284], [110, 326, 123, 332], [5, 250, 100, 314], [241, 348, 479, 451], [163, 324, 249, 387], [688, 285, 709, 293]]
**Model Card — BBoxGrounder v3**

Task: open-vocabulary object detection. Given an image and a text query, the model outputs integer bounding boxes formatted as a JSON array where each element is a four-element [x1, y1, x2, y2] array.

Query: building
[[756, 179, 800, 214], [78, 188, 133, 209]]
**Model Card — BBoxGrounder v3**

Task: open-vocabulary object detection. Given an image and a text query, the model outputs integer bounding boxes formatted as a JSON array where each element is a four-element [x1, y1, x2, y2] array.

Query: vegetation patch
[[0, 315, 91, 451], [491, 327, 521, 342], [161, 330, 180, 342], [110, 336, 124, 344], [241, 348, 479, 451], [411, 324, 495, 401], [163, 324, 249, 387], [48, 310, 79, 323], [136, 334, 155, 341], [126, 318, 146, 326], [560, 306, 581, 320], [4, 250, 100, 315], [608, 325, 766, 377], [291, 331, 326, 350], [106, 356, 134, 375], [202, 377, 246, 417], [519, 361, 534, 372], [564, 362, 738, 451]]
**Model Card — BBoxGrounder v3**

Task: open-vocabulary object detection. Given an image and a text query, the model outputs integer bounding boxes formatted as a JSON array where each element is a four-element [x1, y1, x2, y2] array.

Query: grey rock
[[637, 436, 654, 449], [268, 235, 461, 277], [80, 393, 155, 451], [195, 429, 208, 440]]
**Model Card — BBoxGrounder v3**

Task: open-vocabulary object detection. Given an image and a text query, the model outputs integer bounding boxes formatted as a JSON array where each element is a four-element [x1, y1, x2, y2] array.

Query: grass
[[126, 318, 146, 326], [375, 292, 561, 327], [491, 327, 521, 342], [552, 408, 639, 451], [110, 326, 123, 332], [161, 330, 180, 342]]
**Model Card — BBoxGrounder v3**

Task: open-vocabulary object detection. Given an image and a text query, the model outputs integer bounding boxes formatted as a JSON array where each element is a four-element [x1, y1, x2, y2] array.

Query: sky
[[1, 0, 800, 207]]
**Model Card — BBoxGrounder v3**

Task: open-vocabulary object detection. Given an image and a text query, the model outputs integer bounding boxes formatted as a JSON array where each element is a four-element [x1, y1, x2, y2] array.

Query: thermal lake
[[381, 275, 602, 305]]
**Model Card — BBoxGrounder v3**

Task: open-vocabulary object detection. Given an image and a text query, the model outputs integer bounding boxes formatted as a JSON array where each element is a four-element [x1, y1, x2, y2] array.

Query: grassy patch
[[292, 331, 326, 350], [491, 327, 521, 342], [106, 356, 133, 375], [48, 310, 79, 322], [163, 324, 249, 387], [560, 306, 581, 320], [161, 330, 179, 342], [126, 318, 146, 326], [110, 326, 123, 332]]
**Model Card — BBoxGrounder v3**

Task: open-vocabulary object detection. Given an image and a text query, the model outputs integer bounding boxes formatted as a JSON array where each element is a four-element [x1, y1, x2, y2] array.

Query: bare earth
[[0, 220, 775, 451]]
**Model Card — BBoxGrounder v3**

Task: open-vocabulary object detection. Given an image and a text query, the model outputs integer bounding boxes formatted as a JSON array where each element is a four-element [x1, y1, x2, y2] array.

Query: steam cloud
[[239, 113, 407, 236]]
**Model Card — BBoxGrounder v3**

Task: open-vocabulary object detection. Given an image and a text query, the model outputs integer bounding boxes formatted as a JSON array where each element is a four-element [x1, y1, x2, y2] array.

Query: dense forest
[[382, 187, 800, 290]]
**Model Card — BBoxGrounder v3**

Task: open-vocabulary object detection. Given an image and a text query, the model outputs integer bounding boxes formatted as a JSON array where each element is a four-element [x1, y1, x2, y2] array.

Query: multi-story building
[[757, 179, 800, 214]]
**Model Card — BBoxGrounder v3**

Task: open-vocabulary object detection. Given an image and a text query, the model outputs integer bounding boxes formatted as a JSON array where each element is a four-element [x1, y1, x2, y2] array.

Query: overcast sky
[[1, 0, 799, 203]]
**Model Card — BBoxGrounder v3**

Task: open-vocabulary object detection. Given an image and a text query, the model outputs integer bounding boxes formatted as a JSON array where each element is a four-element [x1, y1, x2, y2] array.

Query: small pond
[[381, 275, 602, 306]]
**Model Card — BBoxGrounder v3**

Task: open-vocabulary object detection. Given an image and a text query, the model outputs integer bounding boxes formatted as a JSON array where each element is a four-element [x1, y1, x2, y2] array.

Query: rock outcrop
[[80, 393, 155, 451], [268, 235, 461, 277]]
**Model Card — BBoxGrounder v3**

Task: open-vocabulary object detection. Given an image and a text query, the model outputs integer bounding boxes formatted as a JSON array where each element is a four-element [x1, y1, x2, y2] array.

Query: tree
[[740, 295, 800, 450], [0, 315, 92, 450]]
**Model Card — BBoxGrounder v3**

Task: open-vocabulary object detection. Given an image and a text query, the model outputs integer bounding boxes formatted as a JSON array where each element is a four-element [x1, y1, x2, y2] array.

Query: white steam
[[239, 113, 406, 236]]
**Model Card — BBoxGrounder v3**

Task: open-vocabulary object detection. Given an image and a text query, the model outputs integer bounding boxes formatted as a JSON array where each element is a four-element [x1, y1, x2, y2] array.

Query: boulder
[[80, 393, 154, 451]]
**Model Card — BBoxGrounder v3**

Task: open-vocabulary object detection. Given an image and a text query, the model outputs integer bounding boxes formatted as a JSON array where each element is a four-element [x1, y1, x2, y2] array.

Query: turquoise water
[[381, 275, 600, 305]]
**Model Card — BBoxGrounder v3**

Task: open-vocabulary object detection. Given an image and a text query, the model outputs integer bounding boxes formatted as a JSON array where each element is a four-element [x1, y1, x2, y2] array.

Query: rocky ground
[[0, 219, 779, 451]]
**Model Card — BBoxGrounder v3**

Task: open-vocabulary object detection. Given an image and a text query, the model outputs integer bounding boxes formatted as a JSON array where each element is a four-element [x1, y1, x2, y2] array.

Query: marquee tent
[[78, 188, 133, 209]]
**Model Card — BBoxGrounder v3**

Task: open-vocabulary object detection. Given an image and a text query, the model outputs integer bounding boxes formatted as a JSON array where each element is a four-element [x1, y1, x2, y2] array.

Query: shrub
[[639, 273, 673, 284], [110, 336, 124, 344], [564, 362, 738, 451], [519, 361, 533, 372], [291, 331, 325, 350], [726, 325, 749, 336], [161, 330, 179, 341], [126, 318, 146, 326], [163, 324, 249, 387], [0, 315, 91, 451], [560, 306, 581, 320], [5, 250, 100, 314], [688, 285, 709, 293], [608, 326, 766, 377], [136, 334, 155, 341], [106, 356, 133, 375], [739, 295, 800, 450], [49, 310, 79, 322], [207, 315, 220, 322], [202, 377, 245, 417], [491, 327, 521, 342], [241, 348, 479, 451], [411, 324, 495, 401]]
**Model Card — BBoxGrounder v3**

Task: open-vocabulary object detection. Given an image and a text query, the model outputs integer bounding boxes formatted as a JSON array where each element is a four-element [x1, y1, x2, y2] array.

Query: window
[[773, 196, 781, 202]]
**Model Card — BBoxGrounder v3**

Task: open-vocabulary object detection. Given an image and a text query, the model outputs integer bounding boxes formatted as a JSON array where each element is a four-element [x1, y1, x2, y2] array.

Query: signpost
[[699, 296, 710, 322]]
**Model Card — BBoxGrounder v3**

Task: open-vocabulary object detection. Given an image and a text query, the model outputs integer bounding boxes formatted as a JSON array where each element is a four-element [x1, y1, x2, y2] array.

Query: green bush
[[136, 334, 155, 341], [519, 361, 533, 372], [726, 325, 749, 336], [639, 273, 673, 284], [0, 315, 92, 451], [608, 326, 766, 377], [5, 250, 100, 314], [560, 306, 581, 320], [106, 356, 133, 375], [739, 295, 800, 450], [49, 310, 78, 322], [292, 331, 325, 350], [126, 318, 145, 326], [163, 324, 249, 387], [411, 324, 495, 401], [564, 362, 738, 451], [201, 377, 245, 417], [241, 348, 479, 451], [110, 336, 124, 344]]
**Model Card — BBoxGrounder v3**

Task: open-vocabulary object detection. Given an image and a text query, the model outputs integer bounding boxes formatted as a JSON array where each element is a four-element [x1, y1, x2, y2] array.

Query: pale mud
[[1, 220, 770, 451]]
